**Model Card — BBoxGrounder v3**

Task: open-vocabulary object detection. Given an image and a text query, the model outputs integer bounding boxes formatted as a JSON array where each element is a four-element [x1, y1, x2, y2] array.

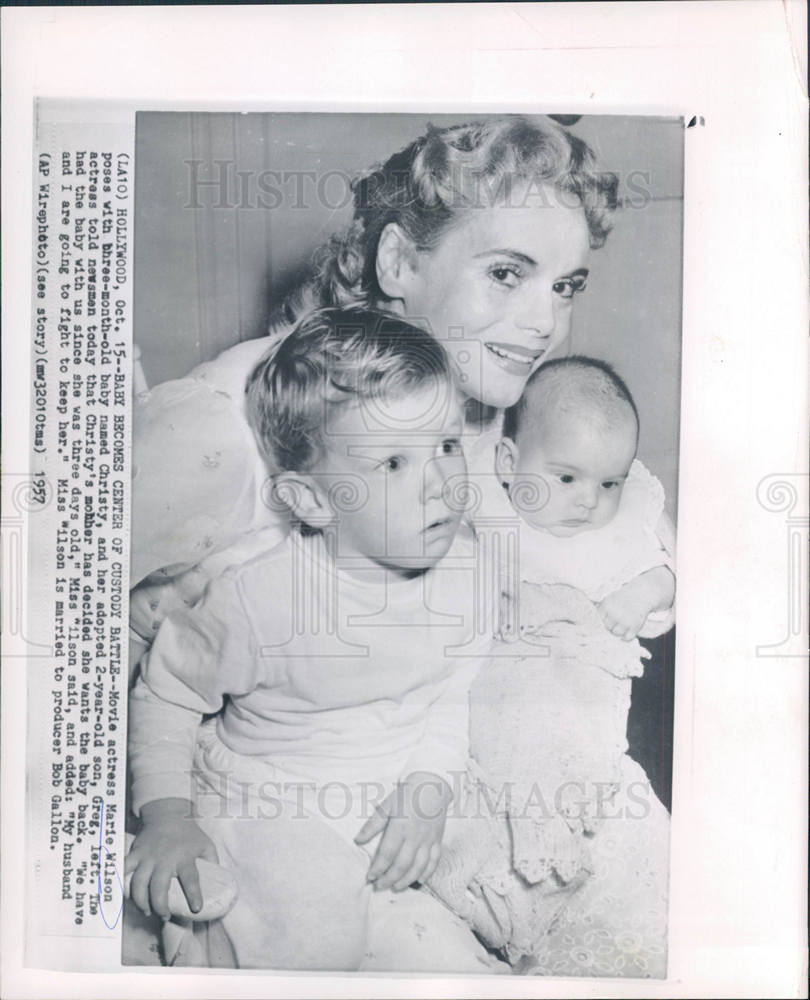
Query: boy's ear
[[494, 437, 519, 489], [376, 223, 420, 301], [272, 472, 333, 528]]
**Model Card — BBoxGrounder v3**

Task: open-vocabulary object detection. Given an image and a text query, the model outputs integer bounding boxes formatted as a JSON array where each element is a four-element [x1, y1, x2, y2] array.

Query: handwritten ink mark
[[97, 799, 124, 930]]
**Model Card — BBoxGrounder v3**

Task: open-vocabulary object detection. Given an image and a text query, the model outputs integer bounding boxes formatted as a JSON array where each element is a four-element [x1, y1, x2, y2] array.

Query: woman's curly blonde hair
[[273, 115, 618, 331]]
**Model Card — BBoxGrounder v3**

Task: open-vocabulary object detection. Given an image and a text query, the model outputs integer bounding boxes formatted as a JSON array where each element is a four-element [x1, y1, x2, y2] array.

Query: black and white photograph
[[122, 111, 682, 975], [2, 5, 806, 999]]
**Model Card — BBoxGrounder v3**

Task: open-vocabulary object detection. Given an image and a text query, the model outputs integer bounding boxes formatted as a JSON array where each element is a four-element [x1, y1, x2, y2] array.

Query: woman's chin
[[469, 379, 528, 412]]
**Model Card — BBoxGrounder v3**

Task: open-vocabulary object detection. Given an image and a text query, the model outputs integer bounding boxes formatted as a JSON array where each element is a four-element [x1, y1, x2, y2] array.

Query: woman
[[128, 115, 629, 972], [130, 116, 617, 643]]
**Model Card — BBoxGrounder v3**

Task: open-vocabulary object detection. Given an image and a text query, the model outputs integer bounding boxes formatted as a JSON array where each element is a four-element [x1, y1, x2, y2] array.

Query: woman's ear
[[376, 223, 420, 301], [272, 472, 333, 529], [494, 437, 519, 490]]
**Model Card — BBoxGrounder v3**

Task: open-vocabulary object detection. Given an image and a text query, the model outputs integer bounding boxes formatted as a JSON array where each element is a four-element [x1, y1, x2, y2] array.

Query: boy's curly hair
[[247, 307, 454, 473]]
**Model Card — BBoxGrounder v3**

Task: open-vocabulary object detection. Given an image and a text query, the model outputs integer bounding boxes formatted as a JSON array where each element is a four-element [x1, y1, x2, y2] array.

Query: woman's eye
[[439, 438, 462, 457], [552, 276, 587, 300], [559, 474, 575, 484], [489, 265, 521, 288]]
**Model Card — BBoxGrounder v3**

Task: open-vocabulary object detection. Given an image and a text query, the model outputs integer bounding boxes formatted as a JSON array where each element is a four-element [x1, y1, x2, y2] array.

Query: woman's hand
[[125, 797, 219, 919], [354, 771, 452, 892], [598, 566, 675, 640]]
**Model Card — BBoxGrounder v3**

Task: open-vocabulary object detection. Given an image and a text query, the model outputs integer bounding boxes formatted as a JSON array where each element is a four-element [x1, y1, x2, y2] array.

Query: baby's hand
[[125, 797, 219, 919], [354, 771, 451, 892], [598, 567, 675, 641]]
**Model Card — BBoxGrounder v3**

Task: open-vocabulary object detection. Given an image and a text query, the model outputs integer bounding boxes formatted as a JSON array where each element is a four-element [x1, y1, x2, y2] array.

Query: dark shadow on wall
[[628, 627, 676, 813]]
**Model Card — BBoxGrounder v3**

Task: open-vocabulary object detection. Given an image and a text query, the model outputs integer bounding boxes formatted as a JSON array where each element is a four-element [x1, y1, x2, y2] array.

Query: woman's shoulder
[[131, 334, 287, 585], [134, 332, 285, 472], [187, 335, 281, 402], [136, 335, 279, 435]]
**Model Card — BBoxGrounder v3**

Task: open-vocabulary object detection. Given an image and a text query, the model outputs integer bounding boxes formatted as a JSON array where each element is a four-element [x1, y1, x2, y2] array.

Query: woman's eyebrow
[[474, 249, 537, 266], [473, 250, 590, 280]]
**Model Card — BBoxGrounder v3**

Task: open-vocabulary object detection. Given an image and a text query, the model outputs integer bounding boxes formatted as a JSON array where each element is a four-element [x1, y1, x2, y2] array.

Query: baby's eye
[[558, 474, 575, 484], [601, 480, 619, 490], [552, 275, 587, 300], [489, 264, 522, 288], [438, 438, 463, 457], [381, 456, 403, 473]]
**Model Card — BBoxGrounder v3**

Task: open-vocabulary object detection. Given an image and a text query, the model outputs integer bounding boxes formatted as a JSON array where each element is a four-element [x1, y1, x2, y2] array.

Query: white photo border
[[2, 4, 807, 999]]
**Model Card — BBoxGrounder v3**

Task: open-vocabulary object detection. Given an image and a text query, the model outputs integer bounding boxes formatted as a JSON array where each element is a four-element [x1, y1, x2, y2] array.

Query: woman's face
[[400, 183, 592, 409]]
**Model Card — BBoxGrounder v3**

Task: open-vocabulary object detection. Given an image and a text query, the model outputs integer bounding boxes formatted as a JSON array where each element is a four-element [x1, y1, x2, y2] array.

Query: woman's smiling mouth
[[485, 342, 545, 374]]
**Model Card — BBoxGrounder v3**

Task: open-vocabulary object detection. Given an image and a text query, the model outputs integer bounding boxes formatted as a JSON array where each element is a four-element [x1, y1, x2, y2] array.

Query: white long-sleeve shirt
[[129, 529, 491, 815]]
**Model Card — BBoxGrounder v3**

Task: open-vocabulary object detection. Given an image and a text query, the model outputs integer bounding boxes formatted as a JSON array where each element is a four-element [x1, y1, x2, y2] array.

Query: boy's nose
[[422, 457, 445, 502], [422, 455, 463, 505]]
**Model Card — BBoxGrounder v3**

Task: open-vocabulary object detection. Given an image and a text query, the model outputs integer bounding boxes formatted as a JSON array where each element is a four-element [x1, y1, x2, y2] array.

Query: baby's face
[[313, 380, 467, 576], [499, 411, 637, 537]]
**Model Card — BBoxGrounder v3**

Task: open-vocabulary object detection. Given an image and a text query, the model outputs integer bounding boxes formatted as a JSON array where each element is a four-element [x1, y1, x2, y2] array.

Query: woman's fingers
[[420, 843, 443, 885], [366, 828, 403, 883], [354, 804, 389, 846], [369, 835, 414, 890], [391, 844, 430, 891]]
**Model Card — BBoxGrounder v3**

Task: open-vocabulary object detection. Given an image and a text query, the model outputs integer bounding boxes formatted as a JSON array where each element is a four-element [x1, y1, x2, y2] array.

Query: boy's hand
[[598, 566, 675, 640], [354, 771, 451, 892], [125, 797, 218, 919]]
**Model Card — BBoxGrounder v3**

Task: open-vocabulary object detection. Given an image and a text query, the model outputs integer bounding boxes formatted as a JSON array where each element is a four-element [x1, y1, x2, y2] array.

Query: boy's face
[[497, 411, 637, 537], [312, 380, 467, 576]]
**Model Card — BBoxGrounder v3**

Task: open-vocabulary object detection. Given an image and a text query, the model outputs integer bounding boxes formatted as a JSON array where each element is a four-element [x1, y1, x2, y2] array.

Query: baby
[[426, 356, 674, 975], [126, 308, 490, 970], [495, 354, 675, 640]]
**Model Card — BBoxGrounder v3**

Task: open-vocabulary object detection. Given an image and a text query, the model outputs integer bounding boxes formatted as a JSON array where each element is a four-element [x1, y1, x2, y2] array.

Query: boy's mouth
[[424, 516, 453, 532]]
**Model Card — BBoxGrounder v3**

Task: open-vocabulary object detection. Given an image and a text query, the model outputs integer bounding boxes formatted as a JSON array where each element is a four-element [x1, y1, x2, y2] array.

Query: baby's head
[[496, 356, 639, 537], [247, 307, 466, 575]]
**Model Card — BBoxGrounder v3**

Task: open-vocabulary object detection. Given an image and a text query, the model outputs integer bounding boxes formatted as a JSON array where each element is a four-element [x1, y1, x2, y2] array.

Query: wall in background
[[568, 115, 683, 515], [134, 113, 683, 512]]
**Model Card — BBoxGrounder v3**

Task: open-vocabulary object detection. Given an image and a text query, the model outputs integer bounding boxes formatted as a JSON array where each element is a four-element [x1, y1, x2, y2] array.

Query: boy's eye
[[552, 276, 587, 299], [438, 438, 462, 457], [489, 264, 522, 288], [558, 474, 575, 484]]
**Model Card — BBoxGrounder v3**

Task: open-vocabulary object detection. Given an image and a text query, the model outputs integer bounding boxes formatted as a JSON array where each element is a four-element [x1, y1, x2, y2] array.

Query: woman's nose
[[518, 285, 556, 338]]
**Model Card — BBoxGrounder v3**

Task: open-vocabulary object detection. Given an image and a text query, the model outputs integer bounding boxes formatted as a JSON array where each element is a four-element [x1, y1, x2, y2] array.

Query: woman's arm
[[131, 377, 265, 586], [131, 334, 284, 588], [635, 508, 676, 638]]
